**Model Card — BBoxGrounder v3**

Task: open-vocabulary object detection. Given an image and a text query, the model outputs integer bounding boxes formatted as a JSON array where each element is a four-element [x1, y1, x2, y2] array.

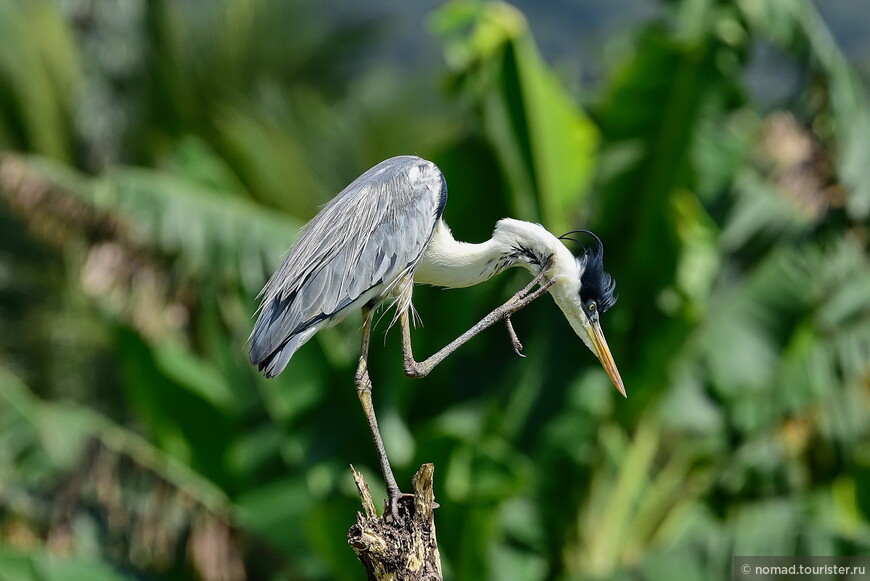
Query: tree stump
[[347, 464, 443, 581]]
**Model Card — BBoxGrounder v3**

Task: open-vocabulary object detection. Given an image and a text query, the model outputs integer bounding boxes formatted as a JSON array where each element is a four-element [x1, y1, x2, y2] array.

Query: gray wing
[[249, 155, 448, 377]]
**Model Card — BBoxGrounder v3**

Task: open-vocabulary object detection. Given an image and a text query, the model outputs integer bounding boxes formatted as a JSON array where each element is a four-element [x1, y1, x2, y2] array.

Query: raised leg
[[355, 305, 406, 521], [402, 269, 556, 378]]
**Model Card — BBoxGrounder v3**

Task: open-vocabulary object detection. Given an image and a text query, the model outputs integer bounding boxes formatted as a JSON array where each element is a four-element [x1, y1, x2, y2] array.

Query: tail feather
[[250, 326, 317, 378]]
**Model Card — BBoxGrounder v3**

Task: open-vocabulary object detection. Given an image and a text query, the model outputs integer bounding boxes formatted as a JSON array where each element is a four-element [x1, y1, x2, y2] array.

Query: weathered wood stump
[[347, 464, 443, 581]]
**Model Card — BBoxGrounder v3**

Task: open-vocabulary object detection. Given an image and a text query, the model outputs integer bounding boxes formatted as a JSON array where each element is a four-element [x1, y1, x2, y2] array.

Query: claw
[[386, 488, 415, 523], [504, 317, 526, 357]]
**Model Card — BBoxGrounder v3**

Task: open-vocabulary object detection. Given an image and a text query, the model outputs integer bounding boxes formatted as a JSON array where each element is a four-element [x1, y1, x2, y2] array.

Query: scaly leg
[[354, 305, 406, 521], [402, 269, 556, 378]]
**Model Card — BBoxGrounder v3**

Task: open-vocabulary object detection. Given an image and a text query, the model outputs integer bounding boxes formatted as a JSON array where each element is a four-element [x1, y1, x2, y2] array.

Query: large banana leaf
[[431, 0, 599, 233], [0, 154, 301, 295]]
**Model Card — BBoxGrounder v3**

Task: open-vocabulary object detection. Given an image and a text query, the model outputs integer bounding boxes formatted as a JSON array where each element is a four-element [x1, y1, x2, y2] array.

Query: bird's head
[[546, 229, 625, 397]]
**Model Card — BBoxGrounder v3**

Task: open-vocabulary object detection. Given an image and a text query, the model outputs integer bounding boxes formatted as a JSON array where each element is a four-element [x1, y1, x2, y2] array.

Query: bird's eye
[[587, 301, 597, 313]]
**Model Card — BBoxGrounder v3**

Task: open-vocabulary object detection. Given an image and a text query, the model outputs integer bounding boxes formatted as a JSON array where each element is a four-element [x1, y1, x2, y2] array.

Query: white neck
[[414, 218, 577, 289]]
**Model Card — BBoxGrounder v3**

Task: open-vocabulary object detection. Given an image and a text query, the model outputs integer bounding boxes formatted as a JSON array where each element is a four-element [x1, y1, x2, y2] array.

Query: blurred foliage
[[1, 0, 870, 580]]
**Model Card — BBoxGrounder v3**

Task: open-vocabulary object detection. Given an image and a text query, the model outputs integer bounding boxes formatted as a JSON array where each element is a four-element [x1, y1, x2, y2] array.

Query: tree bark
[[347, 464, 443, 581]]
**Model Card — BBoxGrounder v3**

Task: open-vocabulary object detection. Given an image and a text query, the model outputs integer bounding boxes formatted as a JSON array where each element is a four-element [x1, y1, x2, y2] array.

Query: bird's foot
[[385, 487, 416, 523], [504, 316, 525, 357]]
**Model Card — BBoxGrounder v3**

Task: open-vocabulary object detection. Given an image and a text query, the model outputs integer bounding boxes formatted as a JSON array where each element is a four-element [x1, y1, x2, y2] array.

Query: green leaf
[[6, 154, 301, 295], [0, 1, 80, 161], [152, 338, 239, 413], [116, 329, 237, 485], [234, 475, 312, 556], [432, 1, 599, 232], [100, 166, 301, 293], [0, 365, 232, 515]]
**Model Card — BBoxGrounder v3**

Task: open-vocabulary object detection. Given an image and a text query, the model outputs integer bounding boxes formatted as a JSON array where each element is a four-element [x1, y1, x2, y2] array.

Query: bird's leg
[[402, 268, 556, 378], [355, 305, 407, 522], [504, 271, 553, 357]]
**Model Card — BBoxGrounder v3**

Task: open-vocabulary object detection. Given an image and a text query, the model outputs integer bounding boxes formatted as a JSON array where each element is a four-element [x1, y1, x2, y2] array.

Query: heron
[[249, 155, 624, 518]]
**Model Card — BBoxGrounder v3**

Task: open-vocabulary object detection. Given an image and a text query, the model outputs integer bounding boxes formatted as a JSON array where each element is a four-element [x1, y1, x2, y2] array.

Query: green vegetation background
[[1, 1, 869, 580]]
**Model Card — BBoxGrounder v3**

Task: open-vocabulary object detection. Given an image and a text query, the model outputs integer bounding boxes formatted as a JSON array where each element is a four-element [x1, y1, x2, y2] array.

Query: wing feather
[[249, 156, 447, 375]]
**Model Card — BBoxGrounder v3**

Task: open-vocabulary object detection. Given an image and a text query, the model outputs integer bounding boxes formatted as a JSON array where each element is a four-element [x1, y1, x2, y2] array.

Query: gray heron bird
[[249, 155, 624, 517]]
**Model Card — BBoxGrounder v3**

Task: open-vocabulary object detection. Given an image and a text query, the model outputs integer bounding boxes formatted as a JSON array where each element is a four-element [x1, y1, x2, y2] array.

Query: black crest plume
[[558, 230, 618, 313]]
